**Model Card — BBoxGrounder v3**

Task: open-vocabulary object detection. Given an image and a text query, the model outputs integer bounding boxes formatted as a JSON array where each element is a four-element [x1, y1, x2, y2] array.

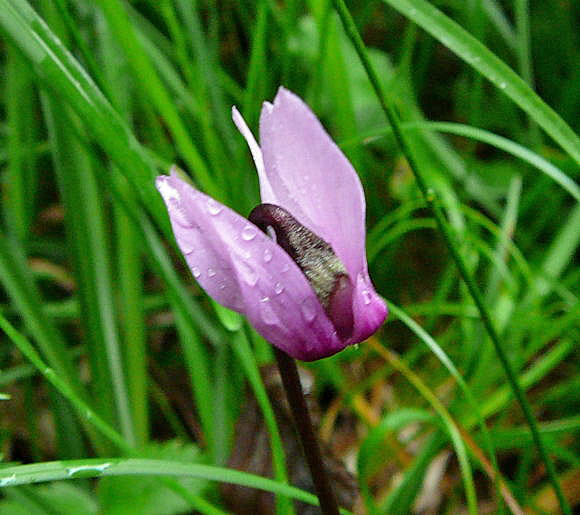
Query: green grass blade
[[42, 95, 134, 445], [0, 236, 83, 397], [381, 0, 580, 164], [94, 0, 214, 192], [407, 122, 580, 201], [0, 313, 128, 451], [231, 330, 294, 514], [2, 45, 38, 240], [0, 459, 333, 511], [0, 0, 165, 227], [370, 343, 477, 513], [331, 1, 570, 511]]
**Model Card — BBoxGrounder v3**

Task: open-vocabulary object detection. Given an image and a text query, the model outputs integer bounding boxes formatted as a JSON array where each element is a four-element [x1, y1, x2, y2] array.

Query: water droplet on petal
[[177, 237, 195, 255], [301, 297, 317, 323], [241, 225, 257, 241], [237, 260, 258, 286], [259, 296, 279, 325], [274, 282, 284, 294], [192, 266, 201, 278], [281, 264, 290, 273], [263, 248, 273, 262], [207, 268, 216, 277], [362, 290, 372, 305], [206, 198, 223, 215]]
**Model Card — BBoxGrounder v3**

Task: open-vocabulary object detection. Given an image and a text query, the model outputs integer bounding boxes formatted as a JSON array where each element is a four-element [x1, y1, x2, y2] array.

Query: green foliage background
[[0, 0, 578, 513]]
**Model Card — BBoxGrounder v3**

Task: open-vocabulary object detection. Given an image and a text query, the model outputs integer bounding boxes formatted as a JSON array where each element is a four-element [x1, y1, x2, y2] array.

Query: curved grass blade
[[386, 302, 504, 506], [381, 0, 580, 164], [408, 122, 580, 202], [368, 340, 477, 514], [0, 314, 239, 514], [357, 409, 433, 512], [0, 0, 165, 229], [43, 94, 134, 445], [0, 459, 338, 512], [344, 122, 579, 201], [331, 2, 570, 510]]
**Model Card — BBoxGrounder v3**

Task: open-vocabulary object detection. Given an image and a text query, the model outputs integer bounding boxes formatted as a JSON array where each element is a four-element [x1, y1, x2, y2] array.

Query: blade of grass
[[94, 0, 215, 196], [97, 14, 150, 447], [0, 0, 166, 228], [0, 459, 330, 511], [386, 302, 503, 507], [42, 93, 134, 445], [0, 313, 231, 514], [0, 236, 83, 398], [408, 122, 579, 202], [231, 329, 294, 514], [368, 340, 477, 514], [2, 44, 38, 240], [381, 0, 580, 164], [0, 312, 127, 450], [331, 1, 570, 512], [343, 122, 580, 201]]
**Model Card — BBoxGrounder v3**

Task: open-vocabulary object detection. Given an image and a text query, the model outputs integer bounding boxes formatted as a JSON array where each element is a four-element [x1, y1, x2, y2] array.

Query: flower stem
[[273, 347, 340, 515]]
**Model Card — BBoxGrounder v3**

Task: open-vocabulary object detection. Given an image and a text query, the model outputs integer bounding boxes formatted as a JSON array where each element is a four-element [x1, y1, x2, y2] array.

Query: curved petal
[[349, 272, 388, 344], [259, 87, 367, 280], [232, 106, 277, 204], [156, 171, 244, 312], [156, 172, 344, 361]]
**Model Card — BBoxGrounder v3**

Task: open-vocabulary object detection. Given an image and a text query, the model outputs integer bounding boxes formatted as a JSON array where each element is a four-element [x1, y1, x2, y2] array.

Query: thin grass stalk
[[330, 2, 569, 512], [0, 314, 231, 513]]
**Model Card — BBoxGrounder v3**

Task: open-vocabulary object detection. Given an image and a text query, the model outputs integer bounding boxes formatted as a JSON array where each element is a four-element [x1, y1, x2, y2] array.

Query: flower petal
[[156, 172, 344, 361], [156, 171, 244, 312], [232, 106, 276, 204], [349, 272, 388, 344], [259, 87, 367, 280]]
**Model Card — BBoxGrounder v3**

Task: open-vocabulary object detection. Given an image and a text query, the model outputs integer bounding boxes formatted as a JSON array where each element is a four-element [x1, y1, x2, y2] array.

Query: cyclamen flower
[[156, 87, 386, 360]]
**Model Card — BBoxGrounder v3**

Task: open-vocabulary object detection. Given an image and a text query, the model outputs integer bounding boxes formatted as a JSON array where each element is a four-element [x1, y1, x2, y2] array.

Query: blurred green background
[[0, 0, 578, 513]]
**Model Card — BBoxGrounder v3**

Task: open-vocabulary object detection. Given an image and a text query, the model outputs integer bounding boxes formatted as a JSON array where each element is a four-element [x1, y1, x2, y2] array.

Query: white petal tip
[[156, 175, 180, 203]]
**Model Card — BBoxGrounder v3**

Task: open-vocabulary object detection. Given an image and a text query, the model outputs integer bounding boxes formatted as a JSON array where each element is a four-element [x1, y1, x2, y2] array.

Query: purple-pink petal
[[349, 272, 388, 345], [259, 87, 367, 282], [156, 171, 345, 361]]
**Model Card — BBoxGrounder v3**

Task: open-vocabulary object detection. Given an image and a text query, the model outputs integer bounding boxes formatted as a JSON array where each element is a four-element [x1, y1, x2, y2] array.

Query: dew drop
[[259, 296, 279, 325], [274, 282, 284, 295], [176, 237, 195, 255], [207, 268, 216, 277], [499, 81, 507, 89], [281, 264, 290, 273], [362, 290, 372, 305], [237, 260, 258, 286], [192, 266, 201, 278], [241, 225, 257, 241], [66, 463, 111, 478], [263, 248, 273, 262], [0, 474, 16, 487], [301, 297, 317, 322], [206, 198, 223, 215]]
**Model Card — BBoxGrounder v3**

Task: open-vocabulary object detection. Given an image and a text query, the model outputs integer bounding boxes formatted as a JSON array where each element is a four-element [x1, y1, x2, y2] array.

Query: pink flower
[[156, 87, 386, 360]]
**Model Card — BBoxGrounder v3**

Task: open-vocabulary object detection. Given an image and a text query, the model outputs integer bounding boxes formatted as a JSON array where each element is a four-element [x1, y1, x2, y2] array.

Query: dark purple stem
[[273, 347, 340, 515]]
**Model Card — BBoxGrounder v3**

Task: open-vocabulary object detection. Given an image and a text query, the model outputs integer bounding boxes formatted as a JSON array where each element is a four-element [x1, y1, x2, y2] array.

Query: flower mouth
[[249, 203, 355, 340]]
